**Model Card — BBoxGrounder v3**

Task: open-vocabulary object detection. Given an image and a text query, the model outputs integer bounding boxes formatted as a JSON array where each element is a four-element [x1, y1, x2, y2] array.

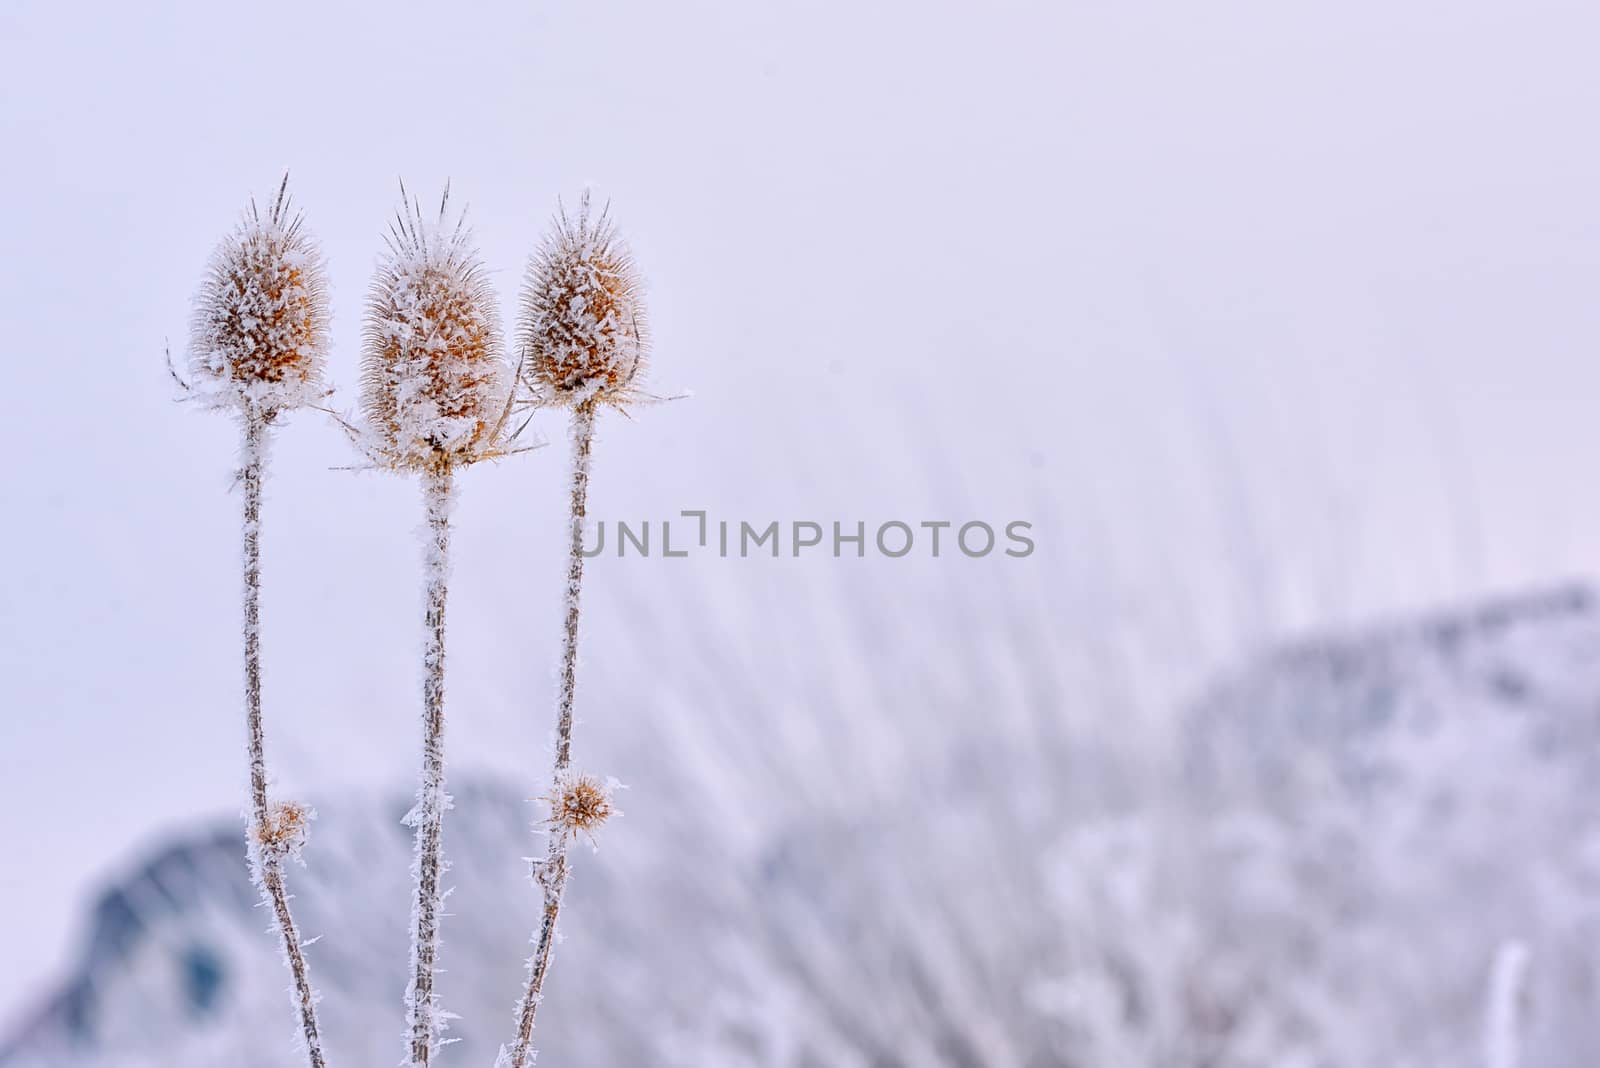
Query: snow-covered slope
[[7, 586, 1600, 1067], [0, 782, 540, 1067], [1153, 585, 1600, 1066]]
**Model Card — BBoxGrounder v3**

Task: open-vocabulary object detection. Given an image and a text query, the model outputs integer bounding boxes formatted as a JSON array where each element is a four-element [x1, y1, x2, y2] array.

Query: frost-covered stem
[[408, 463, 455, 1067], [244, 414, 270, 826], [261, 860, 326, 1066], [241, 410, 328, 1068], [552, 402, 596, 772], [504, 400, 596, 1068]]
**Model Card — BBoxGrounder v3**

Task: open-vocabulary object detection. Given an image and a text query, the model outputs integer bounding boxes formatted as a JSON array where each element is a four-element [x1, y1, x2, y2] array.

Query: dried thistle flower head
[[519, 192, 649, 409], [188, 174, 330, 418], [360, 185, 512, 471], [541, 771, 619, 845], [253, 799, 313, 859]]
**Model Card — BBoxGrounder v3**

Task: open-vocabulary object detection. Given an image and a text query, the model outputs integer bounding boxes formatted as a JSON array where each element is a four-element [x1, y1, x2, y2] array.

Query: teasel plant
[[497, 193, 672, 1068], [342, 183, 530, 1066], [171, 173, 333, 1068]]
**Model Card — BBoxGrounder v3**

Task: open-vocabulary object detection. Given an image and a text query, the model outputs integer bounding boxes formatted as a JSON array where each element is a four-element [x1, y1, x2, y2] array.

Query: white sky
[[4, 0, 1600, 1026]]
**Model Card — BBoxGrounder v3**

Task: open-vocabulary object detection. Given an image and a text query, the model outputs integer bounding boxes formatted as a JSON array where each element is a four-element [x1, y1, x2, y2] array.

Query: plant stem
[[408, 462, 455, 1066], [505, 399, 596, 1068], [262, 861, 325, 1065], [241, 411, 328, 1068]]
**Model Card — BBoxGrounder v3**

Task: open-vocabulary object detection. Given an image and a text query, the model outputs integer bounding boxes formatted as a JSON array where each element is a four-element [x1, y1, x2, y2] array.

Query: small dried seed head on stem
[[540, 771, 620, 848], [188, 174, 330, 420], [518, 192, 649, 411], [360, 184, 512, 472], [253, 800, 314, 862]]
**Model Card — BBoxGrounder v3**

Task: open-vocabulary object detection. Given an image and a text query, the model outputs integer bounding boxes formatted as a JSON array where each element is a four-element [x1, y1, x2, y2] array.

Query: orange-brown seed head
[[360, 187, 510, 471], [542, 772, 617, 843], [253, 800, 312, 858], [519, 193, 648, 408], [189, 175, 330, 417]]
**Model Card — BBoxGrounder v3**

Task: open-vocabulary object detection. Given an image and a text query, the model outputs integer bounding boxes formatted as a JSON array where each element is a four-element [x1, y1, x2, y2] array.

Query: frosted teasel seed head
[[253, 799, 313, 860], [518, 192, 649, 410], [359, 184, 514, 472], [187, 174, 331, 420], [540, 771, 620, 847]]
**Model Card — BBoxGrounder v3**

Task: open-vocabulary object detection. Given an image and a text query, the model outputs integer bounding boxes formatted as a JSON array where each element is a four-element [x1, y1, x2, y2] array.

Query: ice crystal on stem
[[181, 174, 332, 1068]]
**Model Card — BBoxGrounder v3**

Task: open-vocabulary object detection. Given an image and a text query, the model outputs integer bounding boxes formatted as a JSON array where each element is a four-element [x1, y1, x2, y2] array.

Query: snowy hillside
[[7, 586, 1600, 1066]]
